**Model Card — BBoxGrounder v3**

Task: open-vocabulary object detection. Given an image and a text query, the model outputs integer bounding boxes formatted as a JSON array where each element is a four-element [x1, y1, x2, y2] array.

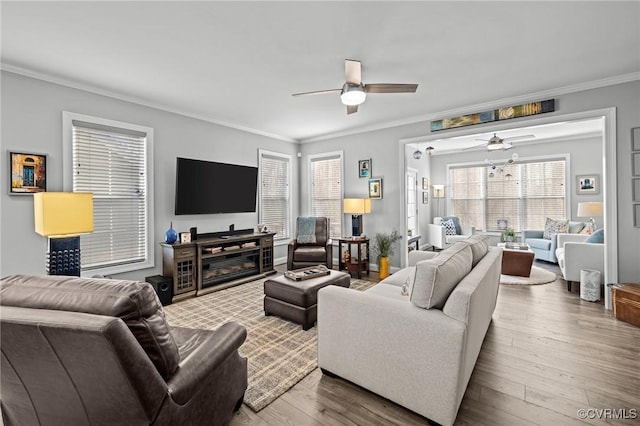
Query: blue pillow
[[585, 228, 604, 244]]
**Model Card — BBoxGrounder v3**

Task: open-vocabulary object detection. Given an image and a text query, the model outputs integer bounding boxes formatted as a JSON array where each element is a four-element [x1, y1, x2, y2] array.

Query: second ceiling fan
[[292, 59, 419, 114]]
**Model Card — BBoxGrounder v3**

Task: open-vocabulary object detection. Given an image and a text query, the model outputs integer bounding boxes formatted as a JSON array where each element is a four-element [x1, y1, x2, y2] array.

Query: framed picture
[[496, 219, 508, 230], [358, 159, 371, 178], [635, 204, 640, 228], [634, 153, 640, 176], [368, 178, 382, 199], [632, 127, 640, 151], [422, 177, 429, 190], [180, 232, 191, 243], [422, 191, 429, 204], [633, 178, 640, 202], [9, 151, 47, 194], [576, 174, 600, 195]]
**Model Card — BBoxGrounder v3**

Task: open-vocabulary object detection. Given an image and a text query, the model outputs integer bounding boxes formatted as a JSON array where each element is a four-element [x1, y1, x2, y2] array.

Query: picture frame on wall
[[422, 177, 429, 190], [8, 151, 47, 195], [368, 178, 382, 199], [576, 174, 600, 195], [359, 159, 371, 178], [632, 127, 640, 151], [633, 178, 640, 203], [422, 191, 429, 204]]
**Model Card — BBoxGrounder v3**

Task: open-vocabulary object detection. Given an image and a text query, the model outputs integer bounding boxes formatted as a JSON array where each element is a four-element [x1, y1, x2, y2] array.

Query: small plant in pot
[[501, 228, 516, 243], [372, 230, 402, 279]]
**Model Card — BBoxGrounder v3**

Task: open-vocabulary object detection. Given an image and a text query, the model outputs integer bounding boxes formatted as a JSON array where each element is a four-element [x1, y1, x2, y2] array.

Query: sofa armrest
[[562, 242, 605, 283], [408, 250, 438, 266], [325, 238, 333, 269], [287, 240, 297, 270], [167, 322, 247, 404], [523, 229, 544, 240], [557, 233, 589, 249], [461, 226, 476, 236], [426, 223, 446, 249]]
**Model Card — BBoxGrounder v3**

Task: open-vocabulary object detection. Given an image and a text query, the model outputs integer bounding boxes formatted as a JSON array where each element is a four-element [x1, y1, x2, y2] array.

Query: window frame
[[308, 151, 344, 240], [258, 149, 292, 242], [62, 111, 154, 276]]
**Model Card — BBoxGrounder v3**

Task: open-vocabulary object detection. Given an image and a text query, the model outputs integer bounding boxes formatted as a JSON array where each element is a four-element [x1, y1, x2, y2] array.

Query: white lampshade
[[432, 184, 445, 198], [577, 202, 603, 218], [343, 198, 371, 214]]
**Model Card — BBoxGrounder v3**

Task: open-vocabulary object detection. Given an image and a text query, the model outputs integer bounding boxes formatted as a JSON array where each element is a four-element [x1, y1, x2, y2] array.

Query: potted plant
[[372, 230, 402, 279], [501, 227, 516, 243]]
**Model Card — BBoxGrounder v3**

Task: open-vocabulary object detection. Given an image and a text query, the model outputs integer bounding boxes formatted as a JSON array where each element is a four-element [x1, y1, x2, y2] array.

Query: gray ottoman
[[264, 270, 350, 330]]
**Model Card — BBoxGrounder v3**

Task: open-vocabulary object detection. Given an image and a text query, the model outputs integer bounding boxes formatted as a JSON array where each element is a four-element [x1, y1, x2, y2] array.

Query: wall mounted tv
[[175, 157, 258, 215]]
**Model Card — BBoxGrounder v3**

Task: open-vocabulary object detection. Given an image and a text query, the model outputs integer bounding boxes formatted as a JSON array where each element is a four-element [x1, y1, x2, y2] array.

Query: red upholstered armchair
[[287, 217, 333, 271]]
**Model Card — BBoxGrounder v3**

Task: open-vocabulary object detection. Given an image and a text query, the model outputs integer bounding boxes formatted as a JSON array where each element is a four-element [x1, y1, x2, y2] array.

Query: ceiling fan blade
[[462, 142, 487, 150], [347, 104, 358, 114], [364, 83, 418, 93], [292, 88, 341, 97], [503, 134, 535, 142], [345, 59, 362, 84]]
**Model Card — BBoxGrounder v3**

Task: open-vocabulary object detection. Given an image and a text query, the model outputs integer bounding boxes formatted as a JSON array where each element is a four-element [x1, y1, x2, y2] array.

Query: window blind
[[259, 151, 290, 240], [72, 121, 148, 270], [310, 155, 342, 239], [449, 158, 566, 232]]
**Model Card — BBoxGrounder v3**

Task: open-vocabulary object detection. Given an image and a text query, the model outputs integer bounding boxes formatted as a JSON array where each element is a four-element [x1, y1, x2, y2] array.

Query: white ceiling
[[1, 1, 639, 142]]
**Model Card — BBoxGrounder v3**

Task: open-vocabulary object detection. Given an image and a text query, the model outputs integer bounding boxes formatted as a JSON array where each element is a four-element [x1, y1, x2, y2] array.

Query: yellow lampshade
[[34, 192, 94, 237], [577, 202, 603, 218], [343, 198, 371, 214]]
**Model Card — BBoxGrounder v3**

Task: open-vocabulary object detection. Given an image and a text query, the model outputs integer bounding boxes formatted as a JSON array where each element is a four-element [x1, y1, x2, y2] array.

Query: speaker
[[145, 275, 173, 306], [190, 226, 198, 241]]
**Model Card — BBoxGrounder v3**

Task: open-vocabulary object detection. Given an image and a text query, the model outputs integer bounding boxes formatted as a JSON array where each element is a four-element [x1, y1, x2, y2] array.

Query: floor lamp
[[432, 184, 445, 221], [34, 192, 94, 276], [343, 198, 371, 237]]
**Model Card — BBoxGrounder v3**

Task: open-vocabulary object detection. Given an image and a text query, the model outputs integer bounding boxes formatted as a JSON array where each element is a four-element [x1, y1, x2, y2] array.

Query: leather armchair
[[0, 275, 247, 426], [287, 217, 333, 270]]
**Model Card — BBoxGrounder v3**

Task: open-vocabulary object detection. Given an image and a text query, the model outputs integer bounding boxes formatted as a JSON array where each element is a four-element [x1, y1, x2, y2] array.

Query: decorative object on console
[[343, 198, 371, 236], [33, 192, 94, 276], [180, 232, 191, 243], [577, 202, 603, 233], [165, 221, 178, 244], [368, 177, 382, 199], [576, 174, 600, 195], [9, 151, 47, 194]]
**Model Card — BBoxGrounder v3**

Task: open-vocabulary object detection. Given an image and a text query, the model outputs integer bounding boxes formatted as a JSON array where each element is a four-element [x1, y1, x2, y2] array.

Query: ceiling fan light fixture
[[340, 83, 366, 106], [486, 141, 505, 151]]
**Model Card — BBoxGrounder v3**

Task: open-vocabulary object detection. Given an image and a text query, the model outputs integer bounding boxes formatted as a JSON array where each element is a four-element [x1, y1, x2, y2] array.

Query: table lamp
[[34, 192, 94, 276], [577, 201, 603, 233], [343, 198, 371, 237]]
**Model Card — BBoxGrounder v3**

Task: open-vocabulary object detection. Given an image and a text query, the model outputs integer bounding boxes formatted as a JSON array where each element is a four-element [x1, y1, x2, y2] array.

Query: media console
[[161, 230, 276, 302]]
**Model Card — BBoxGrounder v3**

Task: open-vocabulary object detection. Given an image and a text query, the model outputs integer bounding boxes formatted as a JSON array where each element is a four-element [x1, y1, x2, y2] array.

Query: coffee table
[[497, 243, 535, 277]]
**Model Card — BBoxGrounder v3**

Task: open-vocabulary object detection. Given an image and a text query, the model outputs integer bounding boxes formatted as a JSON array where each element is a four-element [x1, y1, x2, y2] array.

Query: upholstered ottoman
[[264, 270, 350, 330], [501, 248, 535, 277]]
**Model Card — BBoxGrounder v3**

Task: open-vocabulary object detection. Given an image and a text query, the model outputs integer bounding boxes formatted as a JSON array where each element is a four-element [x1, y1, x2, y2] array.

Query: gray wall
[[0, 71, 299, 281]]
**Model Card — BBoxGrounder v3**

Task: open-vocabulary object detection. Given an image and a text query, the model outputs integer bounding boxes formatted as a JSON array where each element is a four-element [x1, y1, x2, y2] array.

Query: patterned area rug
[[163, 275, 374, 412]]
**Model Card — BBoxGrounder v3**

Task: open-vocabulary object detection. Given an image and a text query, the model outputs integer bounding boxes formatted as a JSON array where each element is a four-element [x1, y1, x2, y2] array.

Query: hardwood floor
[[231, 261, 640, 425]]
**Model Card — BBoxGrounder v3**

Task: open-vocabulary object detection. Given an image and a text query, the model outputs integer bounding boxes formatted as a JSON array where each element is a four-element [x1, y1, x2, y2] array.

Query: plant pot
[[378, 256, 390, 280]]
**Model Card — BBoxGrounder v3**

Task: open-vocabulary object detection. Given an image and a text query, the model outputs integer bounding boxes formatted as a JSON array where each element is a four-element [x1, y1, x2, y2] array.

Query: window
[[449, 157, 566, 232], [63, 112, 154, 275], [309, 152, 343, 239], [407, 169, 418, 235], [259, 150, 291, 241]]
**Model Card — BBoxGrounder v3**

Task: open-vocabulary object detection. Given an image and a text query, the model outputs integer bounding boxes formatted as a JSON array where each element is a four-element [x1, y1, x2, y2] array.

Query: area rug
[[163, 276, 374, 412], [500, 265, 557, 285]]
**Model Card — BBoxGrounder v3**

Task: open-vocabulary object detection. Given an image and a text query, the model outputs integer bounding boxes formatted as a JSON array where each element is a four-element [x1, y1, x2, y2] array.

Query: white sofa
[[317, 236, 502, 426], [555, 233, 605, 291]]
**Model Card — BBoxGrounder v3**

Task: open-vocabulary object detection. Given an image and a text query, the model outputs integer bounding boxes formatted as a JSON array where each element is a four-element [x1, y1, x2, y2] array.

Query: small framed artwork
[[633, 178, 640, 202], [422, 192, 429, 204], [359, 159, 371, 178], [368, 177, 382, 199], [634, 153, 640, 176], [422, 177, 429, 190], [576, 174, 600, 195], [632, 127, 640, 151], [9, 151, 47, 194], [496, 219, 508, 230], [180, 232, 191, 243], [635, 204, 640, 228]]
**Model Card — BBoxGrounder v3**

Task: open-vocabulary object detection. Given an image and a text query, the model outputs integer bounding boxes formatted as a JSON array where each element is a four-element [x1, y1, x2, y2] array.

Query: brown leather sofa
[[0, 274, 247, 426], [287, 217, 333, 271]]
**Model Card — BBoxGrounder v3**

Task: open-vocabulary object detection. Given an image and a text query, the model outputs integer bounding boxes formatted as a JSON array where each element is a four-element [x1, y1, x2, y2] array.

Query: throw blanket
[[297, 217, 317, 244]]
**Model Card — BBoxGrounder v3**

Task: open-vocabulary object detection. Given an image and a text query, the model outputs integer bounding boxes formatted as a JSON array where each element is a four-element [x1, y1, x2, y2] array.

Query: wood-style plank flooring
[[231, 261, 640, 425]]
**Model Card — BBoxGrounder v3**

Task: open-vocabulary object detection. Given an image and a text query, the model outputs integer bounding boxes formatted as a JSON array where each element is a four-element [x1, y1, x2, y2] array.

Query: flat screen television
[[175, 157, 258, 215]]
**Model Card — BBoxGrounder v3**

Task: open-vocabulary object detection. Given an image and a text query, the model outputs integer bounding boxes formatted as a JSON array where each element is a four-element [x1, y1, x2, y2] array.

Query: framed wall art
[[359, 159, 371, 178], [422, 177, 429, 190], [9, 151, 47, 194], [422, 192, 429, 204], [180, 232, 191, 243], [576, 174, 600, 195], [368, 178, 382, 199]]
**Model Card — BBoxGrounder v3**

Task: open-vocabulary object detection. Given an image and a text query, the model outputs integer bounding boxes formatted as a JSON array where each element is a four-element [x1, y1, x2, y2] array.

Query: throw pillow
[[568, 221, 586, 234], [463, 234, 489, 266], [585, 228, 604, 243], [442, 219, 457, 236], [442, 216, 462, 235], [543, 218, 568, 239]]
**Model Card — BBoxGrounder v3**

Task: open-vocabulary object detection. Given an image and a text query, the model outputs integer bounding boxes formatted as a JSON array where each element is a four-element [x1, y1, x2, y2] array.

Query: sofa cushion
[[0, 275, 180, 380], [410, 242, 473, 309], [585, 228, 604, 244], [442, 219, 457, 236], [543, 218, 568, 239], [527, 238, 552, 251], [462, 234, 489, 267], [442, 216, 462, 235], [568, 221, 586, 234]]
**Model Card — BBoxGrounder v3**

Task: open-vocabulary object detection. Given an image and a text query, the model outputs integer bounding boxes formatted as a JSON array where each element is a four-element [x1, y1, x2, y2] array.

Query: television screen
[[175, 157, 258, 215]]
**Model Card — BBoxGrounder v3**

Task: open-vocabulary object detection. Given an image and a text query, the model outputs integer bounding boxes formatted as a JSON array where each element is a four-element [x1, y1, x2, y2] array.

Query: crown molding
[[0, 63, 298, 144], [300, 72, 640, 143]]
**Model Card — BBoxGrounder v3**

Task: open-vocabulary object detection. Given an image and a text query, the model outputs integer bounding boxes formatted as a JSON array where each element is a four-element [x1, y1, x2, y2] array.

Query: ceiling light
[[425, 146, 435, 156], [340, 83, 366, 106], [413, 149, 423, 159]]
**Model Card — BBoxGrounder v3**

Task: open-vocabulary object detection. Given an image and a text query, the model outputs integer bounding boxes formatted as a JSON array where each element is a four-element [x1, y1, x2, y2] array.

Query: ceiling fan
[[292, 59, 419, 114], [471, 133, 535, 151]]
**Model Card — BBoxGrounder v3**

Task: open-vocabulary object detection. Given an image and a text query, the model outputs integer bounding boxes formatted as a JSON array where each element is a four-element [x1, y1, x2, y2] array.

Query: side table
[[338, 238, 370, 279]]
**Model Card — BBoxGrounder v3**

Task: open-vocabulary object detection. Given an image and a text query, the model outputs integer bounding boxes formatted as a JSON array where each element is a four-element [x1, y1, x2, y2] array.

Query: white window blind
[[310, 153, 342, 239], [450, 158, 566, 232], [72, 120, 149, 271], [259, 150, 291, 240]]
